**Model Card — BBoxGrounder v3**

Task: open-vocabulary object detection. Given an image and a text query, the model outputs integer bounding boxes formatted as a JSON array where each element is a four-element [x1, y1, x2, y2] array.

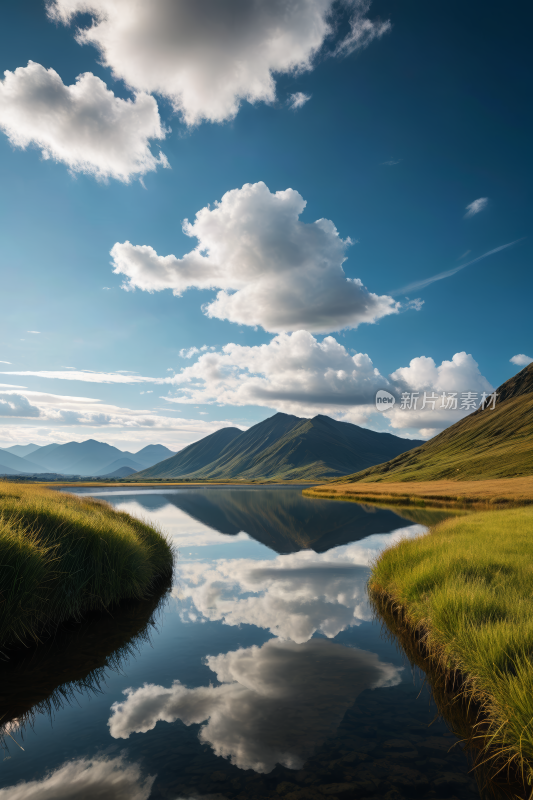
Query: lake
[[0, 486, 481, 799]]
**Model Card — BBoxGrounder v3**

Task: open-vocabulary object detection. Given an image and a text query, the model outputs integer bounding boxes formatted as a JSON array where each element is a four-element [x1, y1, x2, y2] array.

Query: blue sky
[[0, 0, 531, 451]]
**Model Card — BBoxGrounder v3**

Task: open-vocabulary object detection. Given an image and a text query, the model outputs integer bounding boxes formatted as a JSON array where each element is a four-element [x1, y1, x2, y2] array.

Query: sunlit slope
[[335, 363, 533, 484], [136, 426, 242, 479], [134, 412, 423, 480]]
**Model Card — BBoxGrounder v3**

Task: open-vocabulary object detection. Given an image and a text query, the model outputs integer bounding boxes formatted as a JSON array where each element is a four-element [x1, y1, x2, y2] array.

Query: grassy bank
[[369, 506, 533, 786], [304, 476, 533, 508], [0, 482, 174, 651]]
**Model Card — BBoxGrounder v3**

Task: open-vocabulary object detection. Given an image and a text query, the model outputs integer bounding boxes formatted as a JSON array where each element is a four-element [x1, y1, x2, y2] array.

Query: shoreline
[[367, 506, 533, 797], [303, 476, 533, 509]]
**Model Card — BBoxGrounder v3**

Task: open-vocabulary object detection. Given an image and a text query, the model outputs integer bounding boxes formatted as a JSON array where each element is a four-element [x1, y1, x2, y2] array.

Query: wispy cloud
[[288, 92, 311, 110], [0, 369, 165, 384], [27, 330, 40, 334], [179, 347, 200, 359], [458, 250, 471, 259], [510, 354, 533, 366], [382, 158, 401, 166], [464, 197, 488, 218], [390, 238, 524, 296], [0, 361, 11, 364]]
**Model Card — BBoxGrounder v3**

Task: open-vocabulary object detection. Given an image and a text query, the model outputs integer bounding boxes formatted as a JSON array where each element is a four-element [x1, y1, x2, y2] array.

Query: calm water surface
[[0, 487, 480, 799]]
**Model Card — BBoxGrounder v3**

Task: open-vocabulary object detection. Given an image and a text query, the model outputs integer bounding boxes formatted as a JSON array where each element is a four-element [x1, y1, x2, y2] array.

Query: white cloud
[[108, 638, 402, 772], [176, 527, 424, 642], [382, 158, 401, 165], [288, 91, 311, 110], [0, 393, 40, 418], [390, 239, 523, 296], [334, 1, 391, 55], [464, 197, 488, 218], [0, 755, 154, 800], [386, 351, 493, 435], [0, 361, 11, 364], [510, 354, 533, 366], [27, 330, 41, 334], [179, 347, 200, 359], [111, 182, 401, 333], [0, 369, 163, 384], [167, 330, 389, 419], [48, 0, 389, 127], [0, 61, 168, 182], [0, 388, 242, 450]]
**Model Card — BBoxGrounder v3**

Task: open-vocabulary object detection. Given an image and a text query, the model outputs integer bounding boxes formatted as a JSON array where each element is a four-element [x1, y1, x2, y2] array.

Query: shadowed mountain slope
[[0, 449, 47, 474], [134, 413, 423, 481], [334, 363, 533, 484]]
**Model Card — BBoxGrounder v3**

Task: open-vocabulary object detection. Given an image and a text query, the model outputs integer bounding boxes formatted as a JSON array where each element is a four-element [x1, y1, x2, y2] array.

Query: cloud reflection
[[108, 638, 402, 773], [0, 755, 154, 800], [175, 526, 424, 642]]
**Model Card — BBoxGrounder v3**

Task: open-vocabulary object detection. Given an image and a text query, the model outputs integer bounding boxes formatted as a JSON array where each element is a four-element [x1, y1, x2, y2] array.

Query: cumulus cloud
[[108, 638, 402, 772], [0, 755, 154, 800], [464, 197, 488, 218], [111, 182, 401, 333], [510, 354, 533, 366], [0, 393, 40, 418], [0, 61, 168, 182], [176, 528, 424, 642], [288, 91, 311, 110], [48, 0, 389, 126], [167, 330, 389, 418], [385, 351, 493, 436]]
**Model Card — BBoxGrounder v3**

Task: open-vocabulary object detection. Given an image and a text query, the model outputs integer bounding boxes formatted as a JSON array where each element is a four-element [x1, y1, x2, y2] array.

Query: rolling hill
[[133, 412, 423, 481], [333, 362, 533, 484]]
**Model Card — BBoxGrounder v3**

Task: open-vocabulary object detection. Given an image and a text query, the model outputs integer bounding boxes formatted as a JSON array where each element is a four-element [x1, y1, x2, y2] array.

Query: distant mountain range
[[0, 440, 175, 477], [334, 362, 533, 483], [133, 413, 424, 481]]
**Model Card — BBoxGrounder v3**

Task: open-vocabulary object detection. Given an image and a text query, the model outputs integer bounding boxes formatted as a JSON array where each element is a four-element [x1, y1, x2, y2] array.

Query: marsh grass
[[0, 482, 174, 651], [369, 507, 533, 792]]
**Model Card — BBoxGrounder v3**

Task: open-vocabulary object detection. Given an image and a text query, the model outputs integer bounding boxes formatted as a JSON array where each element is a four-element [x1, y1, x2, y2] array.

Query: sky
[[0, 0, 531, 452]]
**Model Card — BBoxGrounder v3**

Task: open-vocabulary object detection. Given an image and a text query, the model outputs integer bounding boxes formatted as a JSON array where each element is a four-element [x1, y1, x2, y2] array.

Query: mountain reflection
[[113, 487, 423, 553], [176, 526, 424, 641], [109, 638, 402, 773], [0, 581, 171, 748]]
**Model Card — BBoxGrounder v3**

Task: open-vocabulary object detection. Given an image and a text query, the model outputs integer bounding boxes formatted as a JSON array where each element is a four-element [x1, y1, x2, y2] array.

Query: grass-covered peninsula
[[0, 481, 174, 651], [369, 507, 533, 785]]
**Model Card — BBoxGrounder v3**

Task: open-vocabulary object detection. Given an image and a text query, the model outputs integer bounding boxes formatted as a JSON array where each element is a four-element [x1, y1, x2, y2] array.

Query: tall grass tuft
[[369, 506, 533, 789], [0, 482, 174, 651]]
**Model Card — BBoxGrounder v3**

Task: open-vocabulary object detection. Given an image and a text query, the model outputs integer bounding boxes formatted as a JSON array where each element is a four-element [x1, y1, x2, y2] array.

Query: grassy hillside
[[0, 482, 173, 650], [334, 363, 533, 484], [136, 426, 242, 479], [369, 507, 533, 785], [134, 412, 423, 481]]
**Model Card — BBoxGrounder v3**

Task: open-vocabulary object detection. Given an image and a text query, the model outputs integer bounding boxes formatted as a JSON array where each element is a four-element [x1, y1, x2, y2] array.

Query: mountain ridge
[[133, 412, 423, 481]]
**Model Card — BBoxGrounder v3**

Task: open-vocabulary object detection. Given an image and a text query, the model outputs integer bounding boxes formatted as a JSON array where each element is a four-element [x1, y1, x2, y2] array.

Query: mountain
[[0, 449, 49, 474], [133, 444, 175, 466], [133, 413, 423, 481], [0, 464, 22, 476], [3, 443, 42, 457], [136, 427, 243, 479], [101, 466, 138, 479], [92, 457, 145, 477], [24, 440, 176, 476], [334, 362, 533, 484]]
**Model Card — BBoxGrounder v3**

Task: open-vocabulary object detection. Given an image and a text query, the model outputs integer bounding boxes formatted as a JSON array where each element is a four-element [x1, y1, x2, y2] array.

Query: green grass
[[369, 506, 533, 785], [335, 393, 533, 483], [0, 481, 174, 651]]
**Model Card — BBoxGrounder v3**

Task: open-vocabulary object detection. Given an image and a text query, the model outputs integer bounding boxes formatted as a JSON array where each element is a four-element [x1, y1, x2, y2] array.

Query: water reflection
[[0, 755, 154, 800], [0, 582, 170, 749], [83, 487, 422, 553], [176, 527, 424, 641], [109, 638, 402, 773]]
